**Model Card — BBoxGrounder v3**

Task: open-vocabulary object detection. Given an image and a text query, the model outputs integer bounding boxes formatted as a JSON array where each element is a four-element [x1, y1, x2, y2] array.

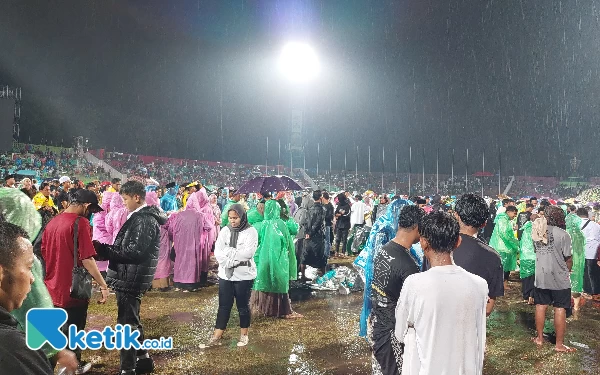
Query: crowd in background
[[3, 142, 600, 374]]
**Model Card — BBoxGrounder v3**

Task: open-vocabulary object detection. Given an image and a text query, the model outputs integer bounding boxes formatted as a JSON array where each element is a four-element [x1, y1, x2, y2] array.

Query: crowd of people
[[1, 159, 600, 374], [2, 144, 111, 183]]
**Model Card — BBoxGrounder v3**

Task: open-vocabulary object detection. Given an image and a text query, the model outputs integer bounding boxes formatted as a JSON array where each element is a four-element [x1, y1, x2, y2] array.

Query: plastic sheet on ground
[[306, 266, 361, 293]]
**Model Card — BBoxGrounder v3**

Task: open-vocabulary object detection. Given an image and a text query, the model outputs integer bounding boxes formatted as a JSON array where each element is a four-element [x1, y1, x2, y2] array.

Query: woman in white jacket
[[201, 203, 258, 348]]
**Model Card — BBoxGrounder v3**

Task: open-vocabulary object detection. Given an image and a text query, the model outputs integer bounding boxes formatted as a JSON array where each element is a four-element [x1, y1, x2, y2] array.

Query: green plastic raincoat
[[519, 221, 536, 279], [566, 213, 586, 293], [247, 207, 264, 225], [279, 201, 299, 237], [253, 200, 297, 294], [490, 212, 519, 272], [0, 188, 59, 358]]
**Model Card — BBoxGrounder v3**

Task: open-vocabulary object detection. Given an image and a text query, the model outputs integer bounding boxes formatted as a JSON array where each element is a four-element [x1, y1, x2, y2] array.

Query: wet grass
[[85, 266, 600, 375]]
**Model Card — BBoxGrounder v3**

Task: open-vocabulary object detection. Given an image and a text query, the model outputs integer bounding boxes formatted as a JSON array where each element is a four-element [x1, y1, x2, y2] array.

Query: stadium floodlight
[[278, 42, 320, 83]]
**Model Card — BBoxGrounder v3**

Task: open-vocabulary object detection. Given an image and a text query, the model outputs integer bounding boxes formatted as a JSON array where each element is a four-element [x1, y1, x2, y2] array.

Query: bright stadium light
[[279, 42, 320, 83]]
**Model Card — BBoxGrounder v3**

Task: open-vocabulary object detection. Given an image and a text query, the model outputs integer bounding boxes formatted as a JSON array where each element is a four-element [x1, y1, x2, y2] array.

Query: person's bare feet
[[284, 312, 304, 319], [555, 344, 576, 353], [532, 337, 544, 346]]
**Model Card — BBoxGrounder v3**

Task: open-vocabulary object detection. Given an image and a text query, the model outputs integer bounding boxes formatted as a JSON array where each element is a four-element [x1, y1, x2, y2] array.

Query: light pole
[[279, 42, 320, 178]]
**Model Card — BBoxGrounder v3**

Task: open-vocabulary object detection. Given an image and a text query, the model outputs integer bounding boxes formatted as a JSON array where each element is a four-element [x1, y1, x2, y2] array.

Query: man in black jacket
[[301, 190, 327, 279], [97, 181, 167, 375], [322, 191, 334, 259]]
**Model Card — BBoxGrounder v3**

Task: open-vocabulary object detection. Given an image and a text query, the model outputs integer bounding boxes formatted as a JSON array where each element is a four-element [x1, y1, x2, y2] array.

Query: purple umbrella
[[276, 175, 303, 191], [236, 175, 303, 194]]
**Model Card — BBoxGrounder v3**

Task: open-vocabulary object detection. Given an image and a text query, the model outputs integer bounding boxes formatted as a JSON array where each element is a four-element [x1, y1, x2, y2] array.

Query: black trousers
[[116, 291, 146, 371], [335, 228, 350, 255], [215, 278, 254, 330], [58, 304, 88, 362], [372, 331, 402, 375], [584, 259, 600, 295], [521, 275, 535, 300]]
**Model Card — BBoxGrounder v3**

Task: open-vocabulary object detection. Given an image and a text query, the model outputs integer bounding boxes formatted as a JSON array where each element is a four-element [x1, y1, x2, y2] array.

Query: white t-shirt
[[580, 218, 600, 259], [350, 200, 368, 226], [395, 265, 488, 375]]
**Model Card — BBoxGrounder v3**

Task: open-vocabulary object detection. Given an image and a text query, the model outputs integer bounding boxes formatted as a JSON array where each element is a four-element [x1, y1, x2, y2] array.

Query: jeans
[[215, 278, 254, 330], [324, 226, 332, 258], [335, 227, 350, 255], [58, 304, 88, 362], [116, 291, 146, 371]]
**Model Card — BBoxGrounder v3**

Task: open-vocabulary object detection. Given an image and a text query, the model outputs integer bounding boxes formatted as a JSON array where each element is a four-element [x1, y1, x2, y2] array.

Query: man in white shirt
[[577, 207, 600, 299], [395, 212, 488, 375], [350, 194, 368, 228]]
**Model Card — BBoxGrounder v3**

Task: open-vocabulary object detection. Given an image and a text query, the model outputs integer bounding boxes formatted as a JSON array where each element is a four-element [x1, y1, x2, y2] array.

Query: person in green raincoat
[[277, 199, 299, 237], [247, 201, 265, 225], [490, 205, 519, 290], [519, 220, 536, 304], [566, 210, 586, 310], [220, 190, 241, 227], [0, 188, 79, 372], [249, 200, 301, 319]]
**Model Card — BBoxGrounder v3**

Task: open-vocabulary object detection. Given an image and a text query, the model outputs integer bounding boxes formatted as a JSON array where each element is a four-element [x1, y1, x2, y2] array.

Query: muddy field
[[84, 262, 600, 375]]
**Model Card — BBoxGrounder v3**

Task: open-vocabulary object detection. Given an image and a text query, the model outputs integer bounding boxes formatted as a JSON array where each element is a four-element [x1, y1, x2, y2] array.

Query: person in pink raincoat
[[105, 193, 129, 245], [146, 191, 175, 291], [209, 193, 222, 237], [168, 191, 210, 291], [197, 188, 217, 257], [92, 191, 116, 276]]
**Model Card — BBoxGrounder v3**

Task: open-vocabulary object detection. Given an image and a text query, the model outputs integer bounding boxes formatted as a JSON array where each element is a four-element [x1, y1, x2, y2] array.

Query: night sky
[[1, 0, 599, 177]]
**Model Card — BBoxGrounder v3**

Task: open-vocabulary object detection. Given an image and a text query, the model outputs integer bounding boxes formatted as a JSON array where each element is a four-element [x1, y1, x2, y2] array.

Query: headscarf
[[226, 203, 250, 248]]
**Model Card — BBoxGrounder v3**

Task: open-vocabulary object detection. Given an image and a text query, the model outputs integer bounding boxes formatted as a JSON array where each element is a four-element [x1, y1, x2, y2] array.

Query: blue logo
[[26, 308, 68, 350], [26, 308, 173, 351]]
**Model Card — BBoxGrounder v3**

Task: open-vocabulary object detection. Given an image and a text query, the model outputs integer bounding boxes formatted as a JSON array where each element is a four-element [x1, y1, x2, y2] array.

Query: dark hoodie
[[335, 194, 351, 230], [102, 206, 168, 295], [0, 306, 53, 374]]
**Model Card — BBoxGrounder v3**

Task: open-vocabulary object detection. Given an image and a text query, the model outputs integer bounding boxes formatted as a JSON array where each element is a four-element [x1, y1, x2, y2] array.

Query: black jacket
[[335, 202, 352, 230], [103, 206, 168, 295], [0, 306, 53, 374], [306, 201, 326, 237], [323, 202, 334, 227]]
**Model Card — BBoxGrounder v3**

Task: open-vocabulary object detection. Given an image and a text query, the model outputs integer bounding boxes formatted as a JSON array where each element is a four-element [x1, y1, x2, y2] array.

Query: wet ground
[[84, 262, 600, 375]]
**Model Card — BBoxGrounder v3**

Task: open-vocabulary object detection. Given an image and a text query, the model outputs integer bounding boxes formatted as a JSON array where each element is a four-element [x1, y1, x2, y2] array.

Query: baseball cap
[[4, 174, 15, 181], [59, 176, 71, 184], [71, 189, 103, 213]]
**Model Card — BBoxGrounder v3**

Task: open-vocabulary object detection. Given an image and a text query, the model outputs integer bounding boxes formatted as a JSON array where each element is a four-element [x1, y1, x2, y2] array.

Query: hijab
[[227, 203, 250, 248], [209, 193, 218, 207]]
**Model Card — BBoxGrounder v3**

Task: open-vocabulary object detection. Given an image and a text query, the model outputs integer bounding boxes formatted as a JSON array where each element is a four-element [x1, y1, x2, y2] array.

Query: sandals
[[555, 345, 577, 353]]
